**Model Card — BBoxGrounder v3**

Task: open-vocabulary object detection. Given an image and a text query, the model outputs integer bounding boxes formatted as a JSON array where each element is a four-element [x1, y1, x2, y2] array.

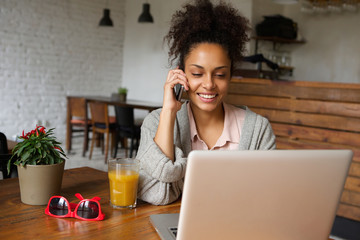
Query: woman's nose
[[202, 74, 215, 89]]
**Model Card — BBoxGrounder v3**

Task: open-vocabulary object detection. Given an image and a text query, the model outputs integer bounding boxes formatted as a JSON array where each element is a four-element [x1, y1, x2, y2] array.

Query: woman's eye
[[192, 73, 202, 77], [215, 74, 226, 78]]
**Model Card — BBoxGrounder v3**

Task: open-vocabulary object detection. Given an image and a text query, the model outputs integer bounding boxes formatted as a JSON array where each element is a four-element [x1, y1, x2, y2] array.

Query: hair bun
[[165, 0, 250, 70]]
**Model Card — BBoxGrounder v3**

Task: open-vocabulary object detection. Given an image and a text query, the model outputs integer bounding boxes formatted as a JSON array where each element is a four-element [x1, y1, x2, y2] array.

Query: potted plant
[[117, 87, 128, 102], [7, 126, 67, 205]]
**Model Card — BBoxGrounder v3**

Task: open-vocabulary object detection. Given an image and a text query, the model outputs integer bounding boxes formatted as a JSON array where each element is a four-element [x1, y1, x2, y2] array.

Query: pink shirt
[[187, 102, 246, 150]]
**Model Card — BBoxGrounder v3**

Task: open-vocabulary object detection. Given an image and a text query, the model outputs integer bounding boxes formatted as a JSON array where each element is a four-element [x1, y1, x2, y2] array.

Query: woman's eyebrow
[[190, 64, 204, 69], [215, 66, 229, 70], [190, 64, 229, 70]]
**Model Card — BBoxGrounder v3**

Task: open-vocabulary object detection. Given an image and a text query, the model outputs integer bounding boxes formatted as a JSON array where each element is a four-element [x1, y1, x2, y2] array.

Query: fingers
[[166, 68, 189, 91], [166, 69, 185, 81], [169, 73, 187, 85]]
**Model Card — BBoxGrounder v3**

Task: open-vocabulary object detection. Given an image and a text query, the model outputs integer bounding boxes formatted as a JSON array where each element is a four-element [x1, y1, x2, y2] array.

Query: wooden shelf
[[252, 36, 306, 55], [278, 65, 294, 70]]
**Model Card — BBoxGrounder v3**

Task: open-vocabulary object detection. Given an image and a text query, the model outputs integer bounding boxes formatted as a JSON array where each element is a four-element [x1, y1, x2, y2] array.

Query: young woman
[[136, 0, 276, 205]]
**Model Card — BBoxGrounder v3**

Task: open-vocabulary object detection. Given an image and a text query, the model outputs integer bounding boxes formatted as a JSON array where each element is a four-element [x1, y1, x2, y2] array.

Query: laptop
[[150, 150, 352, 240]]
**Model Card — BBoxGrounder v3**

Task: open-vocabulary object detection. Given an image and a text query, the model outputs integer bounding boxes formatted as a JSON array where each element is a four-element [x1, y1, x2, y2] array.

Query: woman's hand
[[154, 68, 189, 161], [162, 68, 189, 112]]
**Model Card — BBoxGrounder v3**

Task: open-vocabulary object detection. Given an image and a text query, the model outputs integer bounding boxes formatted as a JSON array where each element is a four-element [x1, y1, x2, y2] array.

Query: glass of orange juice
[[108, 158, 140, 209]]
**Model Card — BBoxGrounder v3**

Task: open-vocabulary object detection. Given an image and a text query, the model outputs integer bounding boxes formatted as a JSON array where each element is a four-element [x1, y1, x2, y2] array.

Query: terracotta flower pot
[[17, 161, 65, 205]]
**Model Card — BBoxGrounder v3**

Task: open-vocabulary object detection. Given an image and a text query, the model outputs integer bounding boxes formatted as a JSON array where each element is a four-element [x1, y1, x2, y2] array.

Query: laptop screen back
[[177, 150, 352, 240]]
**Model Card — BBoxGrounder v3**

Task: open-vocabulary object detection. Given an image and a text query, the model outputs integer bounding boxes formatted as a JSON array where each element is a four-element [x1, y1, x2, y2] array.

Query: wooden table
[[0, 167, 180, 239], [0, 167, 337, 240], [66, 96, 162, 155], [83, 96, 162, 112]]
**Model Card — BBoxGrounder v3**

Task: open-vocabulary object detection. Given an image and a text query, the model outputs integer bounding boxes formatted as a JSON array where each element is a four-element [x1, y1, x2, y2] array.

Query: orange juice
[[108, 170, 139, 208]]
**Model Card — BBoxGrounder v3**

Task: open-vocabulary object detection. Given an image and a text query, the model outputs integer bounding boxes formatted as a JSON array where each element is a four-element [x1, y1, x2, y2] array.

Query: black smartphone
[[174, 83, 184, 102]]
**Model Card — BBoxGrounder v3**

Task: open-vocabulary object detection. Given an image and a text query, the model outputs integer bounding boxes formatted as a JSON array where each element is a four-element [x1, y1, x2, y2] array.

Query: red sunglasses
[[45, 193, 105, 221]]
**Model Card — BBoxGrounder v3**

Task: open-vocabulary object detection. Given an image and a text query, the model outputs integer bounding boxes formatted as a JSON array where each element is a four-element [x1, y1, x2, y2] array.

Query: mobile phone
[[174, 83, 184, 102]]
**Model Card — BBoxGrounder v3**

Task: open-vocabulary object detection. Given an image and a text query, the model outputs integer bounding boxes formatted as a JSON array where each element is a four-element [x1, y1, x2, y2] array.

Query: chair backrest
[[111, 93, 136, 128], [68, 97, 87, 119], [0, 153, 18, 179], [89, 101, 109, 125], [114, 106, 135, 128], [0, 132, 8, 154]]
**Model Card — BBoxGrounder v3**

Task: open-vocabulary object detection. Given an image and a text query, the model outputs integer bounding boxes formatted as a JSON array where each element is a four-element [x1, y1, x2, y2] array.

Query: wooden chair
[[113, 105, 141, 158], [0, 132, 18, 179], [0, 154, 18, 179], [0, 132, 8, 154], [88, 101, 117, 163], [66, 97, 91, 157]]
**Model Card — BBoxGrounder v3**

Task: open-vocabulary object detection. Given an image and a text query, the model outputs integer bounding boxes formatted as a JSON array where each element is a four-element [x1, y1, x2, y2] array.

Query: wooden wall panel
[[251, 108, 360, 132], [271, 123, 360, 148], [341, 190, 360, 207], [228, 78, 360, 222], [349, 162, 360, 177], [226, 94, 360, 118], [275, 136, 360, 163], [228, 81, 360, 102], [344, 177, 360, 193], [337, 204, 360, 221]]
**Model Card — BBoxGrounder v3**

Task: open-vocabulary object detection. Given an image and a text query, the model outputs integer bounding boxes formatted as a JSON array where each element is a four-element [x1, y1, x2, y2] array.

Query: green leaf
[[7, 158, 12, 175], [44, 156, 49, 165], [48, 155, 54, 165], [59, 151, 67, 158], [15, 142, 30, 156], [9, 126, 66, 166], [21, 150, 31, 162], [34, 156, 41, 164], [30, 158, 36, 165]]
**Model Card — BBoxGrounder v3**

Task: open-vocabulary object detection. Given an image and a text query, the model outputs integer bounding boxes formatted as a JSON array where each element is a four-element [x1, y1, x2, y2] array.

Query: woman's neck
[[190, 102, 224, 125], [189, 102, 225, 149]]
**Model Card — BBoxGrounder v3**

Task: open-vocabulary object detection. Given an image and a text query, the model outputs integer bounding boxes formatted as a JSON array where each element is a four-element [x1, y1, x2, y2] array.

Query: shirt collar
[[187, 102, 240, 146], [217, 103, 240, 146], [187, 103, 197, 142]]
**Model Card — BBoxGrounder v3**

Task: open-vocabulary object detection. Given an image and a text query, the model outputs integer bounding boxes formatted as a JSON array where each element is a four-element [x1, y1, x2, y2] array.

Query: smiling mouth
[[198, 93, 217, 99]]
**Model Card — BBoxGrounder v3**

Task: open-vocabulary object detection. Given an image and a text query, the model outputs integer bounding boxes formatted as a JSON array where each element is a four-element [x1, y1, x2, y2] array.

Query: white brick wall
[[0, 0, 125, 143]]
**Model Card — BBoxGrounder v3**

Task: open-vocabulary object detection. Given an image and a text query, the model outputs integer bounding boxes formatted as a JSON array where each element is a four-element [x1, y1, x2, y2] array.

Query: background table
[[0, 167, 180, 239], [82, 96, 162, 112]]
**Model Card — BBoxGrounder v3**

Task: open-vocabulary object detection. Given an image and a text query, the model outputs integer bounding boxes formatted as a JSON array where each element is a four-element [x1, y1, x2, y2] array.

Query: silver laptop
[[150, 150, 352, 240]]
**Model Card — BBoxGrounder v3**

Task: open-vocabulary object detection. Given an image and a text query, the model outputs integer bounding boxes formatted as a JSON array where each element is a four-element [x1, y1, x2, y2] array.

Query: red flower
[[21, 130, 28, 140], [20, 126, 47, 139], [38, 126, 46, 134]]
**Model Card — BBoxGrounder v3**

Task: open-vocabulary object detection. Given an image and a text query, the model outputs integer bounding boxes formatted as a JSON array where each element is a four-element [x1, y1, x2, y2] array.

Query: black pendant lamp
[[99, 8, 113, 26], [138, 3, 154, 23]]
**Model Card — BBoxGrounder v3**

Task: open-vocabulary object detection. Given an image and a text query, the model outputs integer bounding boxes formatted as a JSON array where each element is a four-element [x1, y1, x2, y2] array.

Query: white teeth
[[199, 94, 216, 99]]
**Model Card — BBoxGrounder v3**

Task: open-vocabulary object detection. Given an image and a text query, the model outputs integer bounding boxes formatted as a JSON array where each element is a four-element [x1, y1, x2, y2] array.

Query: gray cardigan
[[136, 102, 276, 205]]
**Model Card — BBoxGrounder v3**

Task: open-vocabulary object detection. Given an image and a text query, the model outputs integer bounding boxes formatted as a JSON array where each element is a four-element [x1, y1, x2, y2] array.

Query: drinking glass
[[108, 158, 140, 209]]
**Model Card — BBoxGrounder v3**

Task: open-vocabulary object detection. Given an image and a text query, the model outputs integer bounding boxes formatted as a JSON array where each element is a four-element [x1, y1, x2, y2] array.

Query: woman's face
[[184, 43, 231, 114]]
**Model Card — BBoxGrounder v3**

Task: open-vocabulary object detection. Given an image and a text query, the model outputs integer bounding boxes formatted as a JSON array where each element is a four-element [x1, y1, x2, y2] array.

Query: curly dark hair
[[164, 0, 250, 74]]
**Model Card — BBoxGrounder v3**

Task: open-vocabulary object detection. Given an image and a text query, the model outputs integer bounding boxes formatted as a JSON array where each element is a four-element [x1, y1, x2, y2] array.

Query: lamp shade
[[138, 3, 153, 23], [99, 9, 113, 26]]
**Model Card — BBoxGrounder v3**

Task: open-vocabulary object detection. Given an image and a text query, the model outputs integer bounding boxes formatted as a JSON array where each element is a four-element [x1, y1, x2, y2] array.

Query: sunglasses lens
[[49, 197, 69, 216], [76, 201, 99, 219]]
